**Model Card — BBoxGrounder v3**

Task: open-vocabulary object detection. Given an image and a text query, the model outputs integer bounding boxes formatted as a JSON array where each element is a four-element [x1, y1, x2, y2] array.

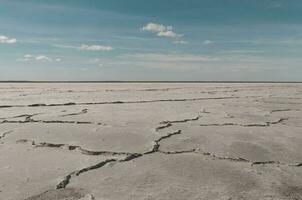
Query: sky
[[0, 0, 302, 81]]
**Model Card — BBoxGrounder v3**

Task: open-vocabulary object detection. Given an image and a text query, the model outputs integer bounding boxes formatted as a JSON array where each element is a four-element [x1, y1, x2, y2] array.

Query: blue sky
[[0, 0, 302, 81]]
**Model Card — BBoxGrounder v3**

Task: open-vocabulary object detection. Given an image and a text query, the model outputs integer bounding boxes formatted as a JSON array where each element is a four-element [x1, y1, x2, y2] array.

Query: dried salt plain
[[0, 83, 302, 200]]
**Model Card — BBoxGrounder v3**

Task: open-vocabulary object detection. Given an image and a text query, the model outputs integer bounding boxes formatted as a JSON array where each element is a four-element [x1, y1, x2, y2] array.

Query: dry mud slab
[[0, 83, 302, 200]]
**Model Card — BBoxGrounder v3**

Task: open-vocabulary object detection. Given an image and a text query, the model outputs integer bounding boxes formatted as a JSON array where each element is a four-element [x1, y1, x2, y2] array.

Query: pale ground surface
[[0, 83, 302, 200]]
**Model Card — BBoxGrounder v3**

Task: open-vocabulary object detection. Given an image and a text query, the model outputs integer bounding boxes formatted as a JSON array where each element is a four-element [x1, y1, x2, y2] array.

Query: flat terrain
[[0, 83, 302, 200]]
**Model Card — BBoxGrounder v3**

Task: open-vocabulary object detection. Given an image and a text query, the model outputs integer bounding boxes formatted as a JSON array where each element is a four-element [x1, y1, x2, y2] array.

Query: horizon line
[[0, 81, 301, 83]]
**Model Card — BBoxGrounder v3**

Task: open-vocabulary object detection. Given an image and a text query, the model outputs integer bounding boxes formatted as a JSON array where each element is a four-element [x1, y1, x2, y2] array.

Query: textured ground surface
[[0, 83, 302, 200]]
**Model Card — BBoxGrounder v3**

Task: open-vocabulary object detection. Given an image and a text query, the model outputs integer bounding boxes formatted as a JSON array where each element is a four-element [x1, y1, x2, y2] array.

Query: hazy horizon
[[1, 0, 302, 81]]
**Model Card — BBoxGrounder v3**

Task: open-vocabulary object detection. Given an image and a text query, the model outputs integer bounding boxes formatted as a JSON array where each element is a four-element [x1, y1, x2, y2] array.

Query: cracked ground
[[0, 83, 302, 200]]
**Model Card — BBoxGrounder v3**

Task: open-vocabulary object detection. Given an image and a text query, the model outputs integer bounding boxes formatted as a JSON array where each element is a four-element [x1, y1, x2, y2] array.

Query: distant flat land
[[0, 83, 302, 200]]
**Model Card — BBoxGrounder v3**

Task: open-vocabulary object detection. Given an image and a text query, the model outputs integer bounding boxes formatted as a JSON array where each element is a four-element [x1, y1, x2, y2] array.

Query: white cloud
[[19, 54, 61, 62], [79, 44, 113, 51], [54, 44, 113, 51], [157, 30, 182, 38], [141, 22, 183, 39], [0, 35, 17, 44], [141, 23, 168, 32], [203, 40, 213, 45], [36, 55, 52, 61], [22, 54, 33, 62]]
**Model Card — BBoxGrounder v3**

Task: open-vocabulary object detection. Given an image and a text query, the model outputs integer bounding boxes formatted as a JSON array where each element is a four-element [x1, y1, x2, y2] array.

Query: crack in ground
[[0, 96, 239, 108], [1, 118, 105, 126], [199, 118, 289, 127], [155, 110, 207, 132], [254, 99, 302, 105], [52, 129, 181, 189], [160, 116, 201, 125], [16, 110, 301, 198], [158, 149, 302, 167], [59, 109, 88, 117], [155, 116, 200, 131], [0, 113, 42, 120], [155, 123, 172, 131], [269, 109, 300, 114], [16, 139, 134, 157], [0, 130, 13, 140], [199, 89, 239, 94], [160, 149, 250, 163], [152, 113, 301, 167], [56, 159, 117, 189], [144, 130, 182, 154]]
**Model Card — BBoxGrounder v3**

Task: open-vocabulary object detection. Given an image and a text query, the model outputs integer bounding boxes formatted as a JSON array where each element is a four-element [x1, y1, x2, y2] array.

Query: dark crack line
[[159, 114, 202, 125], [158, 149, 302, 167], [56, 159, 117, 189], [155, 123, 172, 131], [159, 149, 250, 163], [59, 109, 88, 117], [199, 89, 239, 94], [199, 118, 289, 127], [0, 130, 13, 139], [1, 119, 104, 126], [155, 111, 203, 132], [56, 154, 144, 189], [254, 100, 302, 105], [17, 139, 134, 157], [0, 96, 239, 108], [144, 130, 182, 154], [270, 117, 289, 125], [269, 109, 300, 114], [0, 113, 42, 120]]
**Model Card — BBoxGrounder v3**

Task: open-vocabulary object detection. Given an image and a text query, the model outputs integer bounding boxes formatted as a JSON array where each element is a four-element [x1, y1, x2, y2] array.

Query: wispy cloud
[[0, 35, 17, 44], [53, 44, 113, 51], [18, 54, 61, 62], [141, 23, 187, 43], [203, 40, 213, 45], [113, 53, 220, 70], [123, 53, 218, 62], [173, 40, 188, 44], [52, 44, 75, 49], [111, 52, 299, 72], [79, 44, 113, 51]]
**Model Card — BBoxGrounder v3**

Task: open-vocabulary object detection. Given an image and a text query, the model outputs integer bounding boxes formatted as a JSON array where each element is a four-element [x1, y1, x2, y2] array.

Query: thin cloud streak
[[0, 35, 17, 44], [18, 54, 61, 62], [53, 44, 113, 51]]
